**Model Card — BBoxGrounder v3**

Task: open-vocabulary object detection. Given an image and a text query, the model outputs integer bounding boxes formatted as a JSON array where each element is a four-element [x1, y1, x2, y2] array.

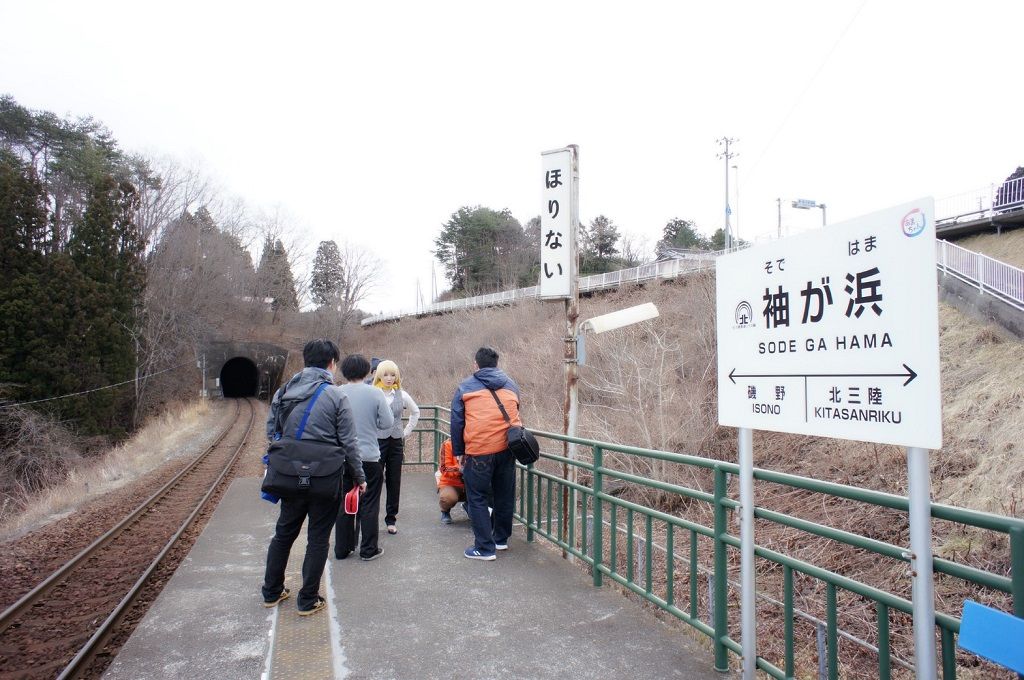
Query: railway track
[[0, 398, 257, 679]]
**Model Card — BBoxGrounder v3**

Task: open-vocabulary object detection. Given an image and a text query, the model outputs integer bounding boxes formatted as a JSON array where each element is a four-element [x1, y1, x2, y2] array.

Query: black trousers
[[262, 491, 342, 610], [334, 460, 383, 559], [379, 437, 405, 525]]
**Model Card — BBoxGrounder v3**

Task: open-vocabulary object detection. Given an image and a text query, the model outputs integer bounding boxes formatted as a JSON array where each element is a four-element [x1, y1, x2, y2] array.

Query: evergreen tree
[[255, 236, 298, 313], [655, 218, 709, 258], [62, 174, 144, 433], [0, 150, 47, 275], [0, 151, 49, 401], [709, 228, 727, 251], [310, 240, 344, 309], [433, 206, 531, 293], [580, 215, 621, 275]]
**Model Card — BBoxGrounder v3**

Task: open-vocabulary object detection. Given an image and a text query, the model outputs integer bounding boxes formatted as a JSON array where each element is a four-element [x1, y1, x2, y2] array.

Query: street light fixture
[[579, 302, 659, 335], [577, 303, 660, 365]]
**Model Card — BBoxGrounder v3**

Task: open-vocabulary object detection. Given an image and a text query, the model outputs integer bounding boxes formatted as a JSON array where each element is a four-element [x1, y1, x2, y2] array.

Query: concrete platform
[[106, 474, 724, 680]]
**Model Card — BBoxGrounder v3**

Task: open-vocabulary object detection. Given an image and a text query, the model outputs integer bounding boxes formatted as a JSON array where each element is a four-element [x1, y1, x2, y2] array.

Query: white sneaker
[[495, 543, 508, 551]]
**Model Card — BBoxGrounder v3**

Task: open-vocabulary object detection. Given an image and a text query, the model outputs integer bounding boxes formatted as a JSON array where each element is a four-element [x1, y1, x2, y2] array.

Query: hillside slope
[[354, 274, 1024, 517], [955, 226, 1024, 269]]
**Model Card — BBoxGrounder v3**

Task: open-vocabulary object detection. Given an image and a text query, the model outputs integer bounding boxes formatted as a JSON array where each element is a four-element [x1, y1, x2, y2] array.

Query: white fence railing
[[936, 175, 1024, 225], [361, 249, 732, 325], [937, 240, 1024, 312], [363, 234, 1024, 327]]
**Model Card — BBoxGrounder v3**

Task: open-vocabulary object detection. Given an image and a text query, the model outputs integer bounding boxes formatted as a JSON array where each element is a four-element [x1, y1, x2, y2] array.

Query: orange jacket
[[450, 367, 522, 458], [436, 440, 464, 488]]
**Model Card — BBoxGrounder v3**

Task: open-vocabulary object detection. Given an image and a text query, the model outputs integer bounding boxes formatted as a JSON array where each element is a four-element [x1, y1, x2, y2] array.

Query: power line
[[0, 360, 193, 410], [746, 0, 869, 180]]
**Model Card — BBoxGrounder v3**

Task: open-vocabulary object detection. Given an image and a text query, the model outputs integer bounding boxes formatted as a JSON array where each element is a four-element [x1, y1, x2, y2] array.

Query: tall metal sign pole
[[541, 145, 580, 555], [716, 199, 942, 679]]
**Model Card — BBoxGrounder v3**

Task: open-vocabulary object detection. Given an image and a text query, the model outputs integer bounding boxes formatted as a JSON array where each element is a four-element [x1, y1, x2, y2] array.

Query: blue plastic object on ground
[[957, 599, 1024, 674]]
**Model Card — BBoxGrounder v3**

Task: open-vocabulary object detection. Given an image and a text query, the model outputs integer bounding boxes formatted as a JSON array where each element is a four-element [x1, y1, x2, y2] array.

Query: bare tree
[[619, 230, 651, 267], [337, 242, 382, 321], [134, 154, 217, 250]]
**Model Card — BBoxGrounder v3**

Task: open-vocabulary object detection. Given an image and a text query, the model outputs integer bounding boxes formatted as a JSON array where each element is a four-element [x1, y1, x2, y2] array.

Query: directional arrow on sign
[[729, 364, 918, 386]]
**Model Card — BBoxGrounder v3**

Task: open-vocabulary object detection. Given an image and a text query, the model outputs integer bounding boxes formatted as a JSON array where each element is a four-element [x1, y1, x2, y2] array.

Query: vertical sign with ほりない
[[540, 147, 576, 299], [715, 198, 942, 449]]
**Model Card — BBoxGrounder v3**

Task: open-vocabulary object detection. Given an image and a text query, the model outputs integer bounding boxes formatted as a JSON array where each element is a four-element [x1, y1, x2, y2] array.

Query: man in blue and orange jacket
[[450, 346, 522, 561]]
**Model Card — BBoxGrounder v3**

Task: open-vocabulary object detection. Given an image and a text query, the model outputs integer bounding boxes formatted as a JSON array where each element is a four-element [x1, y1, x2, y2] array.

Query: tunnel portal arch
[[220, 357, 259, 397]]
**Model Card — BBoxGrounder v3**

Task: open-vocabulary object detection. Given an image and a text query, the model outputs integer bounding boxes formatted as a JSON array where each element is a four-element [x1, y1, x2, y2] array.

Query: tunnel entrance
[[220, 357, 259, 397]]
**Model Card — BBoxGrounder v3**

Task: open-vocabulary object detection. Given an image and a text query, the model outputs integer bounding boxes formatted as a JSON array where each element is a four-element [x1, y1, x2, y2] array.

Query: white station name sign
[[540, 147, 574, 299], [716, 199, 942, 449]]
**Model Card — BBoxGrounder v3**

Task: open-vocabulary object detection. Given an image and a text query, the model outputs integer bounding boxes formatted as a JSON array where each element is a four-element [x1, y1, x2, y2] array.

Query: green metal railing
[[409, 406, 1024, 679]]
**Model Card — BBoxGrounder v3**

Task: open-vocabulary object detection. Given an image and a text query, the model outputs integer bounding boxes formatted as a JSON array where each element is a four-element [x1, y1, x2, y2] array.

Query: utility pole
[[731, 164, 740, 243], [431, 260, 437, 303], [716, 138, 738, 250], [198, 353, 207, 399], [777, 198, 782, 238]]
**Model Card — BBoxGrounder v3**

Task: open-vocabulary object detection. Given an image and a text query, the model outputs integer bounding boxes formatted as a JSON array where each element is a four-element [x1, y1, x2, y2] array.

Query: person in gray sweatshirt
[[334, 354, 394, 561]]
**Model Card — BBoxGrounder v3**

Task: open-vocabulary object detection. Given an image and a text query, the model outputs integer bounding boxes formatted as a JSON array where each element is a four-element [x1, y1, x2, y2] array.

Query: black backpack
[[262, 383, 347, 501]]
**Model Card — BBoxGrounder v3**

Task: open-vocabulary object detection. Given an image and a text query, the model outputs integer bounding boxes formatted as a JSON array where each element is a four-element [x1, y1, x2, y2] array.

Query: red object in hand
[[344, 486, 360, 515]]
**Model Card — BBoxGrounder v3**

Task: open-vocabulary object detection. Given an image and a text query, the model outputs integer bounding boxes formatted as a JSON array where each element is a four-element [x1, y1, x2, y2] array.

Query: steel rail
[[0, 398, 245, 635], [57, 397, 256, 679]]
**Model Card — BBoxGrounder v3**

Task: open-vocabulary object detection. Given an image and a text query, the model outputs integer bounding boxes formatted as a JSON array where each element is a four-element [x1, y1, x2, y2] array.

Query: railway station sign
[[540, 147, 577, 299], [716, 198, 942, 449]]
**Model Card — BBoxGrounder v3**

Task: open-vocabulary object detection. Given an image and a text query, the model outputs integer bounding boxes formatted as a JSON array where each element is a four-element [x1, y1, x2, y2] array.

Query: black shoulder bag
[[488, 389, 540, 466], [262, 383, 346, 501]]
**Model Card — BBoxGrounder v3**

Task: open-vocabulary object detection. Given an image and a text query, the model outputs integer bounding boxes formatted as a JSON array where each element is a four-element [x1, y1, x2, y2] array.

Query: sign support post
[[908, 446, 937, 680], [541, 145, 579, 560], [565, 145, 580, 496], [738, 426, 756, 679]]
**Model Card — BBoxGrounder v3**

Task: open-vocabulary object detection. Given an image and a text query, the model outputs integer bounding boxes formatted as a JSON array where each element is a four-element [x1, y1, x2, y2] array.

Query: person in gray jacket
[[261, 339, 365, 616], [334, 354, 394, 561]]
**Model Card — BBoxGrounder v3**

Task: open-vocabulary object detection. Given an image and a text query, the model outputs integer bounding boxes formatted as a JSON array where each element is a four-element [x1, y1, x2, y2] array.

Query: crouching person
[[435, 439, 465, 524], [261, 339, 365, 616]]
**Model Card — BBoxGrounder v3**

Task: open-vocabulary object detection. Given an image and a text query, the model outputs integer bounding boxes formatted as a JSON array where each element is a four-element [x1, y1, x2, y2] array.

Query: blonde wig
[[373, 360, 402, 390]]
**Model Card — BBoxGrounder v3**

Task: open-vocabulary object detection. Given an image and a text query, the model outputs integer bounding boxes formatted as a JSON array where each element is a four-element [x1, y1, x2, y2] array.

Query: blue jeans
[[462, 449, 515, 554]]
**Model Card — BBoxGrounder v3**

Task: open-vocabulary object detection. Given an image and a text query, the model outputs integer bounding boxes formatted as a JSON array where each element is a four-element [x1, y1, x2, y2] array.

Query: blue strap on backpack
[[294, 383, 329, 439]]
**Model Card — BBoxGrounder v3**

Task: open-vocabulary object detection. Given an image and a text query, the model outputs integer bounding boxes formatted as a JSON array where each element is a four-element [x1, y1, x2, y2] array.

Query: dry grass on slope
[[355, 274, 1024, 516], [955, 226, 1024, 269], [935, 306, 1024, 515], [0, 400, 224, 541], [351, 275, 720, 458]]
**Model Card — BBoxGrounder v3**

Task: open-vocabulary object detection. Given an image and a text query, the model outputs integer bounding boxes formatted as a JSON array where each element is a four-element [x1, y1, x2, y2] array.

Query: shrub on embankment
[[0, 406, 82, 523], [0, 400, 217, 537]]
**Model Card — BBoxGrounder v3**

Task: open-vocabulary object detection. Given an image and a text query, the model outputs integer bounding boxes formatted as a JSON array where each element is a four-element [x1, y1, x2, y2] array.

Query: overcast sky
[[3, 1, 1022, 314]]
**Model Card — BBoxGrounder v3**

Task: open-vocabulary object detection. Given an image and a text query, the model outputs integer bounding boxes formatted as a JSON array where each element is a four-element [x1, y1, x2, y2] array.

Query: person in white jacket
[[373, 360, 420, 534]]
